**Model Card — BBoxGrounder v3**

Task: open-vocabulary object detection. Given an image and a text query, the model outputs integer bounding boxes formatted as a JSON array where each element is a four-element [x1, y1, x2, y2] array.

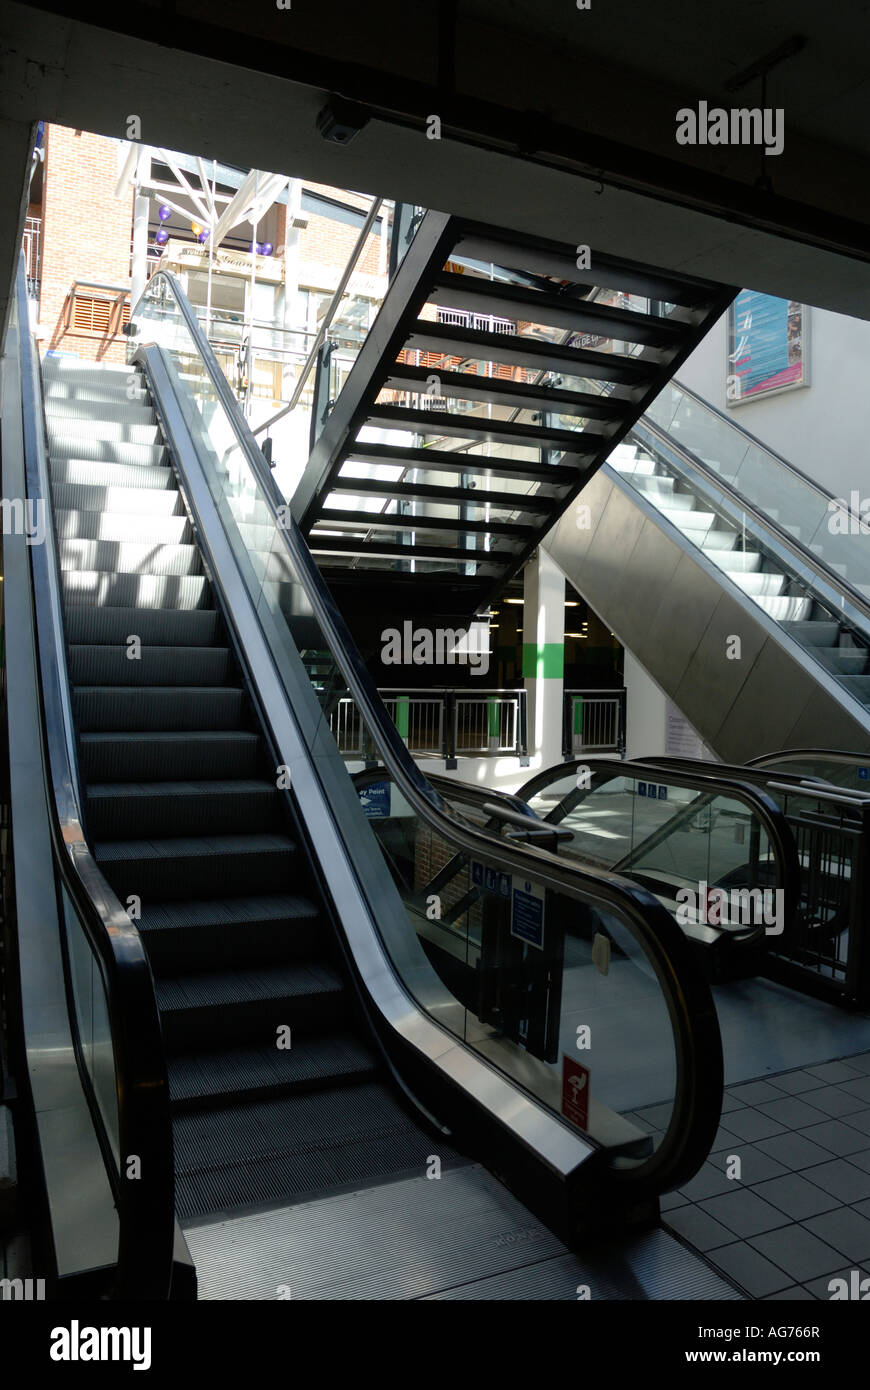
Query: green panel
[[394, 695, 410, 738], [522, 642, 564, 679]]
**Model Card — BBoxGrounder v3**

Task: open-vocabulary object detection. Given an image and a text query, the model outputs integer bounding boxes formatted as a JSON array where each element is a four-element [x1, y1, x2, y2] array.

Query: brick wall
[[38, 124, 133, 364]]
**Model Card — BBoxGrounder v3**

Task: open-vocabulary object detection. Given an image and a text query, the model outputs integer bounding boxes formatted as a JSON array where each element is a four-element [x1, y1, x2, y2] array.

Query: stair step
[[662, 509, 716, 531], [94, 832, 299, 901], [155, 961, 346, 1049], [633, 474, 676, 496], [45, 398, 156, 428], [50, 459, 175, 491], [58, 539, 201, 578], [781, 621, 840, 648], [138, 893, 322, 970], [704, 548, 761, 572], [65, 606, 220, 647], [52, 481, 184, 517], [813, 647, 868, 675], [49, 437, 167, 468], [54, 507, 189, 544], [728, 571, 786, 597], [43, 380, 149, 407], [61, 570, 209, 611], [80, 730, 261, 783], [168, 1034, 377, 1107], [47, 415, 161, 446], [73, 686, 247, 732], [756, 595, 813, 621], [69, 643, 232, 687], [172, 1083, 454, 1221], [86, 779, 283, 839], [42, 358, 139, 383]]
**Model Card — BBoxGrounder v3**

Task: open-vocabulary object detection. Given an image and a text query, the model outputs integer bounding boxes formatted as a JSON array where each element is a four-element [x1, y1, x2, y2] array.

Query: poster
[[727, 291, 808, 404]]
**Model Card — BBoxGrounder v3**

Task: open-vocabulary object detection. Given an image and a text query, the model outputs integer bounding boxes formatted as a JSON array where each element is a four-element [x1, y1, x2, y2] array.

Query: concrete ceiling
[[2, 0, 870, 337]]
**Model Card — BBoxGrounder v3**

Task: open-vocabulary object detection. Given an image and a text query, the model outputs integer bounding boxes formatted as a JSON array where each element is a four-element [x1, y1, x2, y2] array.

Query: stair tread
[[140, 893, 320, 931], [167, 1034, 377, 1103], [87, 778, 276, 799], [156, 960, 343, 1010], [95, 832, 296, 861]]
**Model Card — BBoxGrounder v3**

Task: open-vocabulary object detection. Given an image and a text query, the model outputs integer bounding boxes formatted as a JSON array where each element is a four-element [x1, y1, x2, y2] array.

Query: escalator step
[[51, 459, 175, 491], [57, 539, 201, 578], [69, 643, 232, 686], [46, 398, 157, 428], [156, 961, 346, 1049], [86, 779, 282, 838], [138, 892, 321, 969], [65, 606, 220, 647], [48, 437, 167, 467], [80, 730, 261, 783], [172, 1083, 455, 1220], [54, 507, 190, 545], [73, 686, 246, 732], [95, 832, 299, 900], [61, 571, 210, 610], [43, 380, 149, 407], [48, 416, 162, 446], [167, 1034, 378, 1107], [51, 481, 184, 517]]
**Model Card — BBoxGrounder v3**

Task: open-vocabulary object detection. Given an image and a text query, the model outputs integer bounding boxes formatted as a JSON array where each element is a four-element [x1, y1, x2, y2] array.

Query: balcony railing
[[563, 689, 626, 757], [329, 688, 529, 762]]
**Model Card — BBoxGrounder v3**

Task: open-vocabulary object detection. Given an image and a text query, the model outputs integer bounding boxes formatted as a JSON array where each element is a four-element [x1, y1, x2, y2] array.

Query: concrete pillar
[[0, 117, 37, 351], [131, 190, 149, 310], [522, 549, 565, 772]]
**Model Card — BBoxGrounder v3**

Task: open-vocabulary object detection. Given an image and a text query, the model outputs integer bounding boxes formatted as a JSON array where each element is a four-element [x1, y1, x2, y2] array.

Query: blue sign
[[485, 867, 499, 893], [471, 860, 483, 887], [638, 782, 647, 797], [498, 872, 511, 899], [359, 782, 391, 818], [511, 879, 545, 950], [859, 768, 869, 781], [657, 784, 668, 801]]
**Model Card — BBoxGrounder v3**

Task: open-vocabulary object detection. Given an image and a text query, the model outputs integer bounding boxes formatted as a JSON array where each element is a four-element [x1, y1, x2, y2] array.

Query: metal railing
[[563, 689, 626, 756], [22, 215, 41, 299], [328, 687, 529, 760]]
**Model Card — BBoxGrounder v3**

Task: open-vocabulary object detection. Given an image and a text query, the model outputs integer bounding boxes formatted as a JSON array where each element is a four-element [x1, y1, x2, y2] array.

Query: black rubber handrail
[[516, 755, 802, 933], [130, 270, 726, 1196], [634, 754, 868, 813], [12, 256, 173, 1299]]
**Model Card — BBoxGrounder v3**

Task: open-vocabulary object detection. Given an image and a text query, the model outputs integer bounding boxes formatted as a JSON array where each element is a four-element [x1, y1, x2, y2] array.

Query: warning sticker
[[562, 1056, 590, 1130]]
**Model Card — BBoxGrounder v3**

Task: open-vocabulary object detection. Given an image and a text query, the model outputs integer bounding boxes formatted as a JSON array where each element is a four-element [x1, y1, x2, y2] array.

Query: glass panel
[[62, 887, 120, 1162]]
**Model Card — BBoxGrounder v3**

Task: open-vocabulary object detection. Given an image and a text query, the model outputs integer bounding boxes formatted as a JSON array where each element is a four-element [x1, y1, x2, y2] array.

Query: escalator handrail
[[633, 754, 869, 815], [10, 255, 174, 1298], [626, 413, 870, 638], [132, 271, 724, 1194], [516, 755, 803, 927], [748, 748, 870, 774]]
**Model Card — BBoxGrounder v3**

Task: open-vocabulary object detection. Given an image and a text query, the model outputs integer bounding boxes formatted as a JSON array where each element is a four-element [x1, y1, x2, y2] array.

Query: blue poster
[[729, 291, 806, 400], [358, 782, 391, 818], [511, 879, 545, 950]]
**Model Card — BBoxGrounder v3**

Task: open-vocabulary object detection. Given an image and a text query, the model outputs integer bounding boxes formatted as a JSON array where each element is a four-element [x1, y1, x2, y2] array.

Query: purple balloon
[[158, 205, 171, 222], [198, 230, 209, 243], [260, 242, 273, 256], [155, 227, 169, 245]]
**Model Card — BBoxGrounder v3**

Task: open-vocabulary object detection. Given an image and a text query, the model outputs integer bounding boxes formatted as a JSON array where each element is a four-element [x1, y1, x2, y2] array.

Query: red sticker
[[562, 1055, 590, 1130]]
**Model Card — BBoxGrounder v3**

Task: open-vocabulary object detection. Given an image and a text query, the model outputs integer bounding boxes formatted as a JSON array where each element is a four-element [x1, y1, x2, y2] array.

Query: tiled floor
[[653, 1050, 870, 1299]]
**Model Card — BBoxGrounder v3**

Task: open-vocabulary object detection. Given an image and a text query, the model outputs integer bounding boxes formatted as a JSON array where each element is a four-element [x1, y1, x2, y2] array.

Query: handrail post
[[446, 691, 457, 769]]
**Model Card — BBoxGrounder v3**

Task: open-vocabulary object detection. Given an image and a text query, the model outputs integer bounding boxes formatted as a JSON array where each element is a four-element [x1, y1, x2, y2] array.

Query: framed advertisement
[[726, 291, 809, 406]]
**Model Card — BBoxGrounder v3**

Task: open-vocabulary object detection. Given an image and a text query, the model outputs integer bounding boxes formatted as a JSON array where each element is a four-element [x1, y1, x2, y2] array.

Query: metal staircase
[[291, 211, 734, 624]]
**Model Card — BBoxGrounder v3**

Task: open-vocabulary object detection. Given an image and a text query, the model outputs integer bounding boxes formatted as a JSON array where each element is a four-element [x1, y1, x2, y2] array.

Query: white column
[[522, 549, 565, 772]]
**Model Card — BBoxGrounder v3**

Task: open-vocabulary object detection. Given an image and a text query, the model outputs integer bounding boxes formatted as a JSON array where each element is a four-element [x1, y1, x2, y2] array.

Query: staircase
[[291, 212, 734, 626], [42, 355, 453, 1222]]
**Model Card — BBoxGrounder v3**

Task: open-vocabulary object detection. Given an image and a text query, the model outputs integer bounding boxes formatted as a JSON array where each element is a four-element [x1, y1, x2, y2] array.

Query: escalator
[[543, 379, 870, 760], [514, 755, 870, 1008], [1, 255, 736, 1301]]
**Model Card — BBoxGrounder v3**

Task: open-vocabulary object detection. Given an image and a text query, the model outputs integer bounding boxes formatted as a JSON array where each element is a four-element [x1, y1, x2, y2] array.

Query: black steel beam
[[404, 321, 657, 382], [382, 364, 624, 419], [366, 404, 607, 453]]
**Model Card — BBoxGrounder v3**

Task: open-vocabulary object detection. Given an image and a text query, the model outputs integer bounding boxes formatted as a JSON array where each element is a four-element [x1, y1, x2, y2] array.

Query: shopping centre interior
[[2, 0, 870, 1308]]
